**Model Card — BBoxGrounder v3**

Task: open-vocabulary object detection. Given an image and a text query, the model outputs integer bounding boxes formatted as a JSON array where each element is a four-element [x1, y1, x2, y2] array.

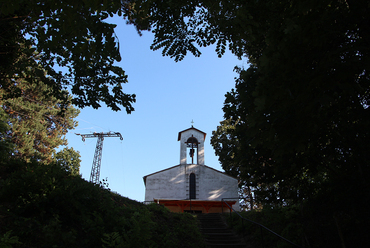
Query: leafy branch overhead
[[207, 0, 369, 206], [1, 0, 244, 112], [1, 0, 151, 112], [147, 2, 229, 61]]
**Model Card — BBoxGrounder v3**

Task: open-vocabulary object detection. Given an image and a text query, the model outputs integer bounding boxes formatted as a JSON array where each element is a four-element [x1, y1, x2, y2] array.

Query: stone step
[[200, 228, 234, 234], [207, 244, 246, 248], [203, 232, 240, 238], [197, 213, 247, 248], [200, 223, 228, 228], [205, 238, 244, 244], [204, 233, 245, 243]]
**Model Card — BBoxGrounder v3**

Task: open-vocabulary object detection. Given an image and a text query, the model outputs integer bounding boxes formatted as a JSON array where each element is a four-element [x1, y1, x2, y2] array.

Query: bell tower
[[178, 126, 206, 165]]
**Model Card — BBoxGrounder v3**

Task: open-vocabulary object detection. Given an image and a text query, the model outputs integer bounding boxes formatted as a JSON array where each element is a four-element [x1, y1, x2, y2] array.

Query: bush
[[0, 159, 205, 248], [228, 188, 369, 248]]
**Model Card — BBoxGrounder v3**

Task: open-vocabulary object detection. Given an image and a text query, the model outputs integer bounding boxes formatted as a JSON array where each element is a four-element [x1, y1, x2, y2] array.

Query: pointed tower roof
[[178, 126, 206, 141]]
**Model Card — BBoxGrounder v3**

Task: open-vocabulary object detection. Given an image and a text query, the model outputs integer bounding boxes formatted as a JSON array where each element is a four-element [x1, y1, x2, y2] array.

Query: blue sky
[[63, 17, 247, 202]]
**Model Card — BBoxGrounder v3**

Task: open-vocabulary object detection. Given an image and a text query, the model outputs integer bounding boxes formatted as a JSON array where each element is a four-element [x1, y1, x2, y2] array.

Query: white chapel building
[[143, 126, 240, 213]]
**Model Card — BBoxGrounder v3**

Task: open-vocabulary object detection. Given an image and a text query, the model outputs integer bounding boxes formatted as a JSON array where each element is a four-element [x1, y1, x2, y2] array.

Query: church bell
[[189, 148, 195, 157]]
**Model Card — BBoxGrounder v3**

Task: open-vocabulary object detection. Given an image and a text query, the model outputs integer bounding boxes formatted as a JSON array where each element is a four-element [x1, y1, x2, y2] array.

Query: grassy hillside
[[0, 159, 205, 248]]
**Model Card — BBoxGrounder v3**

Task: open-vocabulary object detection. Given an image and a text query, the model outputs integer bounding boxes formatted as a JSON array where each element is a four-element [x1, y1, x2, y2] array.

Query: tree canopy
[[207, 1, 370, 205], [1, 0, 150, 112], [54, 147, 81, 176], [0, 45, 79, 163]]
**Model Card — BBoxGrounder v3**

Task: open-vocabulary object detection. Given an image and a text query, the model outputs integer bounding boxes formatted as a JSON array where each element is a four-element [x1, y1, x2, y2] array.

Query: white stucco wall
[[144, 165, 187, 201], [144, 164, 240, 210]]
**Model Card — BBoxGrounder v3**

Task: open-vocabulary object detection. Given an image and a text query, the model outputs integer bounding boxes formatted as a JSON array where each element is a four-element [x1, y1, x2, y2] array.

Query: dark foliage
[[0, 0, 148, 112], [228, 182, 369, 248], [0, 158, 205, 248]]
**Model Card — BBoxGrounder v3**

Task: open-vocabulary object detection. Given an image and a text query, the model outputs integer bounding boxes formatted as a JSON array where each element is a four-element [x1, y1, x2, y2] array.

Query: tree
[[0, 48, 79, 163], [0, 109, 13, 158], [54, 147, 81, 176], [1, 0, 150, 112], [208, 1, 370, 204]]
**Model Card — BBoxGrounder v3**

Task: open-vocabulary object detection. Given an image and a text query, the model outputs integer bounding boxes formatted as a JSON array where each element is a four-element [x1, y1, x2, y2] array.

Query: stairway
[[197, 213, 247, 248]]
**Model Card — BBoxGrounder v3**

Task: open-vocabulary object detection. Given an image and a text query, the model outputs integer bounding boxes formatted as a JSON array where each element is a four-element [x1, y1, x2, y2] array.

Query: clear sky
[[63, 17, 247, 202]]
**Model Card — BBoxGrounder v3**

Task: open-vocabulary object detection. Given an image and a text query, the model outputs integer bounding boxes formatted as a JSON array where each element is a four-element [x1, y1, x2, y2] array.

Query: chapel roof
[[177, 126, 206, 141], [142, 164, 237, 185]]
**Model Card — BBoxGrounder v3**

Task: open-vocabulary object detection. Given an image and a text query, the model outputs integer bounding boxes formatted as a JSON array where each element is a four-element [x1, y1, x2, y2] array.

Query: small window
[[189, 173, 196, 199]]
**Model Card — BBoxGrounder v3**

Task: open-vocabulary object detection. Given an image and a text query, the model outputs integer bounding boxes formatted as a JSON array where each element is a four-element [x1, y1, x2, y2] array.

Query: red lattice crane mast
[[76, 132, 123, 184]]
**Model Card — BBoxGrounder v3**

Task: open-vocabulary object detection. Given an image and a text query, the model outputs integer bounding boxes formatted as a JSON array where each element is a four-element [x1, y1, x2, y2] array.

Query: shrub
[[0, 159, 205, 247]]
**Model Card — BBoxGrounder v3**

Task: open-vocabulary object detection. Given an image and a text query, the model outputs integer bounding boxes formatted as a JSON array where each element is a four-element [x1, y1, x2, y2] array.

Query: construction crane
[[76, 132, 123, 184]]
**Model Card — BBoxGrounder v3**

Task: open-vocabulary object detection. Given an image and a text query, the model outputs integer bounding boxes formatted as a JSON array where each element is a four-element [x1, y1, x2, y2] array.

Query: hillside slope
[[0, 159, 205, 248]]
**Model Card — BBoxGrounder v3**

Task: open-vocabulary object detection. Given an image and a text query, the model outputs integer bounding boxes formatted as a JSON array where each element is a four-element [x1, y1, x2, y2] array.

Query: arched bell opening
[[186, 136, 198, 164]]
